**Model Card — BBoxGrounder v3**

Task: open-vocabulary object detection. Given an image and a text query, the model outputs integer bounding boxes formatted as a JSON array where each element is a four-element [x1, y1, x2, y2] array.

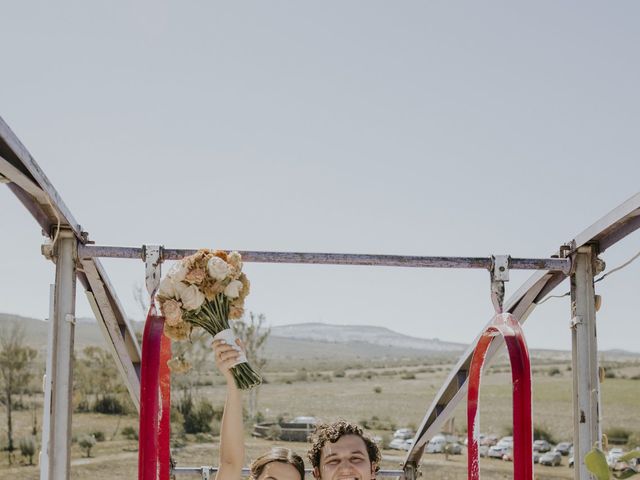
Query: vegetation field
[[2, 351, 639, 480]]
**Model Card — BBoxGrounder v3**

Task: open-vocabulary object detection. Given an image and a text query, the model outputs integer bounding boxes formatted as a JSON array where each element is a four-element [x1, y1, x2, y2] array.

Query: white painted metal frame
[[47, 230, 77, 479], [2, 113, 639, 479], [571, 246, 601, 480]]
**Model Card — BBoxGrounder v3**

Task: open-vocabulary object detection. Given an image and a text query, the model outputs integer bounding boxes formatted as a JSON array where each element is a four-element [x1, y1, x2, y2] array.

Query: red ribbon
[[467, 313, 532, 480], [138, 304, 171, 480]]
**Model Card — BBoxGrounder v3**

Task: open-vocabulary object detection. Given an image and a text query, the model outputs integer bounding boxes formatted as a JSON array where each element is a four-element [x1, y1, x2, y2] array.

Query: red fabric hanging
[[467, 313, 532, 480], [138, 304, 171, 480]]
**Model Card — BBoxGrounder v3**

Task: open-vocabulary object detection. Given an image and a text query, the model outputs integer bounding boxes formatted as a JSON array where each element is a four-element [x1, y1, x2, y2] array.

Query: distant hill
[[271, 322, 466, 352], [2, 313, 637, 362], [0, 313, 465, 362]]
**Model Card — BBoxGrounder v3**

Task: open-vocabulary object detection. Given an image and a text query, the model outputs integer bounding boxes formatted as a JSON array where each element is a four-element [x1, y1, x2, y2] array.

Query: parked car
[[445, 443, 463, 455], [465, 433, 497, 447], [555, 442, 572, 456], [393, 428, 415, 440], [389, 438, 409, 450], [291, 416, 318, 425], [479, 445, 489, 458], [533, 440, 552, 453], [496, 436, 514, 449], [502, 449, 513, 462], [482, 434, 498, 446], [539, 451, 562, 466], [503, 449, 540, 464], [426, 435, 447, 454], [401, 439, 415, 451], [488, 445, 511, 459]]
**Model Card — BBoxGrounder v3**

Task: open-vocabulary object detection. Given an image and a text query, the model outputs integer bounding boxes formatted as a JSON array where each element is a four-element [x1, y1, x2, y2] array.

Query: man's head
[[308, 421, 381, 480]]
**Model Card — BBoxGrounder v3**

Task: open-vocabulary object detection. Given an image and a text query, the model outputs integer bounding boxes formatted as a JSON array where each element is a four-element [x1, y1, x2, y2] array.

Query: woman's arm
[[213, 339, 244, 480]]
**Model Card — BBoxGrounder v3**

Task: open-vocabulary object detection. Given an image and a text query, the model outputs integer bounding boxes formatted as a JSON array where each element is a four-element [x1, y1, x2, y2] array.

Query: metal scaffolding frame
[[2, 114, 640, 480]]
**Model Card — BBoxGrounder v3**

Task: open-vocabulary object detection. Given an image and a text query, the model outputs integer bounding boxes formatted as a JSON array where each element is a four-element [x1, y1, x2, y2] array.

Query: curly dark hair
[[307, 420, 381, 473]]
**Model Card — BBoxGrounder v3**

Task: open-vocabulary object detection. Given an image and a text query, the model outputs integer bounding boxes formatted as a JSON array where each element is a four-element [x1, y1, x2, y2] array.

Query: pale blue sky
[[1, 2, 639, 351]]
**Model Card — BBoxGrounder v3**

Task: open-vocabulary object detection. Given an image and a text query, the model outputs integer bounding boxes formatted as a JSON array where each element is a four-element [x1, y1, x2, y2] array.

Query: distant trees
[[233, 312, 270, 421], [0, 323, 37, 464], [74, 346, 131, 414]]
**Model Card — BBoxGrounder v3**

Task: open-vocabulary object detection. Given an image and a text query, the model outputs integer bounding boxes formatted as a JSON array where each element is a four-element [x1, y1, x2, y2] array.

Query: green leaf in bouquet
[[614, 468, 639, 480], [585, 447, 611, 480], [620, 450, 640, 463]]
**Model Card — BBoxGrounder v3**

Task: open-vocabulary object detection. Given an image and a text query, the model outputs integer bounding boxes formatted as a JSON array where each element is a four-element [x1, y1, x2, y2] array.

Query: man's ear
[[313, 467, 321, 480], [370, 463, 378, 479]]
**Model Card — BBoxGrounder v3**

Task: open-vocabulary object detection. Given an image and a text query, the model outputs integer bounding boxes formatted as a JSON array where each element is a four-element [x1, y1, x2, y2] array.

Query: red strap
[[158, 334, 171, 479], [467, 313, 532, 480], [138, 304, 171, 480]]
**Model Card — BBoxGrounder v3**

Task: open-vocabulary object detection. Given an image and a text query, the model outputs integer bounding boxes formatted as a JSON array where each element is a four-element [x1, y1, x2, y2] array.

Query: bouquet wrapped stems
[[184, 294, 261, 390]]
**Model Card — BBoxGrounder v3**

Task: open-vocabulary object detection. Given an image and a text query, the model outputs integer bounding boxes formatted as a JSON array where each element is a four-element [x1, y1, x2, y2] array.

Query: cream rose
[[207, 256, 229, 281], [228, 251, 242, 269], [172, 280, 189, 298], [224, 280, 243, 299], [168, 262, 188, 283], [161, 299, 183, 326], [185, 267, 206, 285], [158, 276, 177, 299], [179, 284, 205, 311]]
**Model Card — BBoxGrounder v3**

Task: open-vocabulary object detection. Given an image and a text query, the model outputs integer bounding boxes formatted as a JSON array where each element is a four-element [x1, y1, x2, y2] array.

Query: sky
[[1, 1, 639, 352]]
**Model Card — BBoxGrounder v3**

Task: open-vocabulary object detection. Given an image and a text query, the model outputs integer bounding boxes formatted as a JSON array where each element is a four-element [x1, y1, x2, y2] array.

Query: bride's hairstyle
[[250, 447, 305, 480]]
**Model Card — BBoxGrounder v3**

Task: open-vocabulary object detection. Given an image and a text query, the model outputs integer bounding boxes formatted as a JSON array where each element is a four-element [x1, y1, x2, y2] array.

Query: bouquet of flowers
[[156, 249, 261, 390]]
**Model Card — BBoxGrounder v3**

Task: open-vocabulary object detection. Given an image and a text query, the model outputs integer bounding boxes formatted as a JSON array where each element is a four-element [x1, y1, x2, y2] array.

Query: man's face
[[314, 434, 376, 480]]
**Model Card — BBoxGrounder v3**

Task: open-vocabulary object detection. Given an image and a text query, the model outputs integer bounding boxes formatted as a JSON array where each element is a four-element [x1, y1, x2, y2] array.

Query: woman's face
[[257, 461, 302, 480]]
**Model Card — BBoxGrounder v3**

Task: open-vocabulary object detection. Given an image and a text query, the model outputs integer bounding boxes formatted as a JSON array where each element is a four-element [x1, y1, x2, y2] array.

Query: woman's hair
[[250, 447, 306, 480]]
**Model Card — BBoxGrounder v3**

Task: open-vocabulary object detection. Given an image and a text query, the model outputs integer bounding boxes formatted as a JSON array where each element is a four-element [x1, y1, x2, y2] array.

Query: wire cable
[[537, 248, 640, 305]]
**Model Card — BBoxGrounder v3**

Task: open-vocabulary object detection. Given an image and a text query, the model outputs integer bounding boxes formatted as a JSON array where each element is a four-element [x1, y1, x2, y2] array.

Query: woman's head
[[250, 447, 305, 480]]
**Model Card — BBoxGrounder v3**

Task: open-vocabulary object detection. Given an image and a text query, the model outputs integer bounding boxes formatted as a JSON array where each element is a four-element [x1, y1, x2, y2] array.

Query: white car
[[393, 428, 415, 440], [401, 439, 415, 451], [426, 435, 447, 453], [487, 445, 510, 459], [389, 438, 409, 450], [496, 436, 513, 449]]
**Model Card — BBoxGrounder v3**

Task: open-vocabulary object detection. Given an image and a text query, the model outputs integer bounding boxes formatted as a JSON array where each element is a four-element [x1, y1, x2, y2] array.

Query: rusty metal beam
[[77, 245, 571, 272]]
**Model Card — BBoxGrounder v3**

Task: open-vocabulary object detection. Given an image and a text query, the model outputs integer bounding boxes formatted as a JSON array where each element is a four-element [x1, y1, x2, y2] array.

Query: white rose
[[168, 262, 188, 283], [173, 280, 189, 298], [207, 256, 230, 281], [223, 280, 243, 299], [158, 276, 177, 298], [179, 284, 205, 311]]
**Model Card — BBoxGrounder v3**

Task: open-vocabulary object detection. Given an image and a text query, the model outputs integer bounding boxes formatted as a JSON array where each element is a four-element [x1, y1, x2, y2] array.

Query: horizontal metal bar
[[172, 467, 405, 477], [77, 245, 571, 273]]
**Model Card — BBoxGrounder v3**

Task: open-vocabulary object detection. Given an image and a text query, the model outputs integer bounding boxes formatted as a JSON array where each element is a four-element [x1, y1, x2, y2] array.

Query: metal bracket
[[143, 245, 163, 297], [570, 315, 583, 330], [403, 462, 418, 480], [490, 255, 510, 314]]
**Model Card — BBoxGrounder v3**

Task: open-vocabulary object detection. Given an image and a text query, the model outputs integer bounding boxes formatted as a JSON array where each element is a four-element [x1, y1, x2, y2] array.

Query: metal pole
[[39, 285, 55, 480], [48, 229, 77, 480], [570, 245, 601, 480], [77, 245, 571, 273]]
